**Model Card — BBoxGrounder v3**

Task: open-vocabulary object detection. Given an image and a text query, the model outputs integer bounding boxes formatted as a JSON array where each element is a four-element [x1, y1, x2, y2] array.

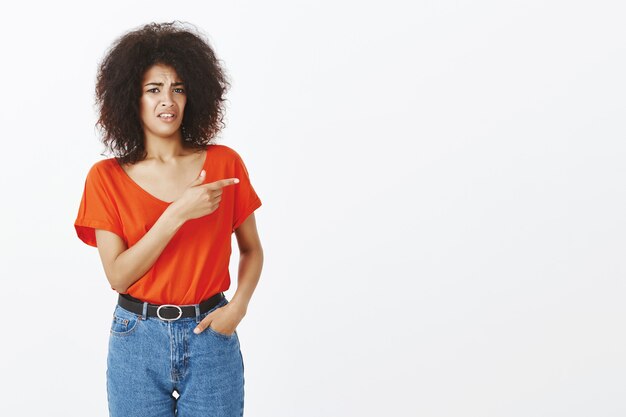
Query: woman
[[74, 21, 263, 417]]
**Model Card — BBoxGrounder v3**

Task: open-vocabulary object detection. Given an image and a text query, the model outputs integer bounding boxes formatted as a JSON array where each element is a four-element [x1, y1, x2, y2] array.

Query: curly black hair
[[95, 21, 230, 164]]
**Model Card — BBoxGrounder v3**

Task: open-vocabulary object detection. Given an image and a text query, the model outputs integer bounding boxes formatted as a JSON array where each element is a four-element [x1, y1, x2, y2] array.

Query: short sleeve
[[232, 151, 262, 232], [74, 163, 125, 247]]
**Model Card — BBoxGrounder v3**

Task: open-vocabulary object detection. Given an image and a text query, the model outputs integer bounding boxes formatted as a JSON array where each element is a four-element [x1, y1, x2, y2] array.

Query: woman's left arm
[[193, 213, 264, 335], [230, 212, 264, 315]]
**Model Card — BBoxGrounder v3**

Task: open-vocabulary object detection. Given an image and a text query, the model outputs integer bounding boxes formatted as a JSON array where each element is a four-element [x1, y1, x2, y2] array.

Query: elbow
[[107, 258, 132, 293], [109, 281, 127, 294], [111, 283, 129, 294], [241, 245, 263, 258], [107, 273, 129, 294], [241, 246, 264, 269]]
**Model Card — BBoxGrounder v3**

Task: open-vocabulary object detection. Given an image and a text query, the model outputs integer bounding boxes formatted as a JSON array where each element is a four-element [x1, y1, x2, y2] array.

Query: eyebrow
[[144, 82, 185, 87]]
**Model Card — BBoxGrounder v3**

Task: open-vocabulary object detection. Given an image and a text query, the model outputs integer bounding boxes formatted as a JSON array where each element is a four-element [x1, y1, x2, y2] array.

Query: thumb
[[189, 169, 206, 187]]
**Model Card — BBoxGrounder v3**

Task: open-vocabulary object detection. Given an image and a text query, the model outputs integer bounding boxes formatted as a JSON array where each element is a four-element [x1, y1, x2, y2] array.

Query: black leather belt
[[118, 292, 225, 321]]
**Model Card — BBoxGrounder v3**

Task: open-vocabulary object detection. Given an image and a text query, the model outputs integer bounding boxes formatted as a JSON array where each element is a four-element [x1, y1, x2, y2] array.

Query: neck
[[142, 132, 188, 162]]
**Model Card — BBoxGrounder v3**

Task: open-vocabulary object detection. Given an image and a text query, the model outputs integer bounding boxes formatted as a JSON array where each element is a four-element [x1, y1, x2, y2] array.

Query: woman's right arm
[[95, 206, 185, 293], [94, 174, 239, 293]]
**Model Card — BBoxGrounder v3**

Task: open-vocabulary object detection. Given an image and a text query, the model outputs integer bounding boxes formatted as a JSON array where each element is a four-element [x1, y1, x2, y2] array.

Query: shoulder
[[207, 143, 245, 162], [207, 143, 241, 159], [92, 158, 117, 169], [85, 158, 118, 182]]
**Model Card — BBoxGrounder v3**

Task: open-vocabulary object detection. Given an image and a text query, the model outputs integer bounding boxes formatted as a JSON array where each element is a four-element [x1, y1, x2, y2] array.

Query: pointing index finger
[[205, 178, 240, 190]]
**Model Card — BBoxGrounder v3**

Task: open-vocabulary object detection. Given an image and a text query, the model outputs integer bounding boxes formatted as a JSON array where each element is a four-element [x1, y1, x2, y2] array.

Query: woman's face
[[139, 63, 187, 141]]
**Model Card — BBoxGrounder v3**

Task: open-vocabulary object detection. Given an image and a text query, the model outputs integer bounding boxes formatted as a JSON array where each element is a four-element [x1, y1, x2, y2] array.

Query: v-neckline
[[113, 146, 209, 205]]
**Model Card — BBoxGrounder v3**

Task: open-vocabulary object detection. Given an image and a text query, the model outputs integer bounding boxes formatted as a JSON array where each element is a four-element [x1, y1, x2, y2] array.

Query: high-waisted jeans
[[106, 294, 245, 417]]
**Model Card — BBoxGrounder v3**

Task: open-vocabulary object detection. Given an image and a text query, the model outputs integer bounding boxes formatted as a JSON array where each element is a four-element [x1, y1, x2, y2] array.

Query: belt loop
[[194, 304, 201, 323], [142, 301, 148, 320]]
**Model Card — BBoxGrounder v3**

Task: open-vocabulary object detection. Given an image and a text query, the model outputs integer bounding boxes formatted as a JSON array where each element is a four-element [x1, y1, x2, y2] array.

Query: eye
[[174, 88, 185, 94], [146, 88, 159, 93]]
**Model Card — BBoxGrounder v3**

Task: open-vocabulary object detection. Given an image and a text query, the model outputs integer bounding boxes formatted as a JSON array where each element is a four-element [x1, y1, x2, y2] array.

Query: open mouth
[[157, 113, 176, 122]]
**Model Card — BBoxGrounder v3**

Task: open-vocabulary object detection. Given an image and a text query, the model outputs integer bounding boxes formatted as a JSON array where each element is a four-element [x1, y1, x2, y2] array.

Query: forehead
[[142, 64, 182, 81]]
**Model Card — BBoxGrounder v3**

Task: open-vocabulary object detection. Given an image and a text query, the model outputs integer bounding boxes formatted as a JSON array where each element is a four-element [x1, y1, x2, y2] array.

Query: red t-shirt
[[74, 144, 262, 305]]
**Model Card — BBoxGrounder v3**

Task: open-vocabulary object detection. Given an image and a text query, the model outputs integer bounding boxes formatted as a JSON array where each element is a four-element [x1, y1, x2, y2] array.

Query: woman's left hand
[[193, 302, 246, 336]]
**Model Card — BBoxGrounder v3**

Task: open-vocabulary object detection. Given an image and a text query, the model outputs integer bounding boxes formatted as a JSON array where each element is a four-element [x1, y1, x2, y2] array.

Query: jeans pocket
[[110, 305, 141, 336], [204, 297, 236, 339], [207, 325, 236, 339]]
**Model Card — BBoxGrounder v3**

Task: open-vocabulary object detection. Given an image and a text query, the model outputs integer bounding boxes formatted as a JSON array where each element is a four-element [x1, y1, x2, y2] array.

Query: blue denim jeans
[[106, 295, 245, 417]]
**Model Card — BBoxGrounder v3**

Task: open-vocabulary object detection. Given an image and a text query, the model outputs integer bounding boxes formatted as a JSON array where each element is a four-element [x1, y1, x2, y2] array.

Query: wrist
[[227, 301, 248, 319], [163, 204, 187, 230]]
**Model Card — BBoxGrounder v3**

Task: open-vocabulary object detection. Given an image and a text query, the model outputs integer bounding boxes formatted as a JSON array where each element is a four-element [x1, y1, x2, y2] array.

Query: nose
[[160, 90, 175, 107]]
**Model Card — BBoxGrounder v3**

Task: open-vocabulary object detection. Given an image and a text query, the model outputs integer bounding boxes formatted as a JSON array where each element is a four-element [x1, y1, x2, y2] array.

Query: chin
[[149, 127, 182, 138]]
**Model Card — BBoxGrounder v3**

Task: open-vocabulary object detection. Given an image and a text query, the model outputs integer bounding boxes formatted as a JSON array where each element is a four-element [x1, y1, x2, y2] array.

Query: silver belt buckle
[[156, 304, 183, 321]]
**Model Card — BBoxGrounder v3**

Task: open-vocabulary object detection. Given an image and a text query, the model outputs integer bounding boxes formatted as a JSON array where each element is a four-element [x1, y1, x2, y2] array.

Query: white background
[[0, 1, 625, 416]]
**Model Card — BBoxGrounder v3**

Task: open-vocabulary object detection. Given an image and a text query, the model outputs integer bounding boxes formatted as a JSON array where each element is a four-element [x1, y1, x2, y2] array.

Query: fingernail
[[193, 327, 200, 334], [234, 178, 239, 183], [200, 170, 205, 176]]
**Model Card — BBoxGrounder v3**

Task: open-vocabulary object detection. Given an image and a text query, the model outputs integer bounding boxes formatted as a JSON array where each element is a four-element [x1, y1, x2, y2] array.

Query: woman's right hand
[[169, 169, 239, 222]]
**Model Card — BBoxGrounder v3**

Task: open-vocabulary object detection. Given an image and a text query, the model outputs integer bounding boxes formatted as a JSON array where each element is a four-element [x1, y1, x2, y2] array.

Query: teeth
[[159, 114, 174, 117]]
